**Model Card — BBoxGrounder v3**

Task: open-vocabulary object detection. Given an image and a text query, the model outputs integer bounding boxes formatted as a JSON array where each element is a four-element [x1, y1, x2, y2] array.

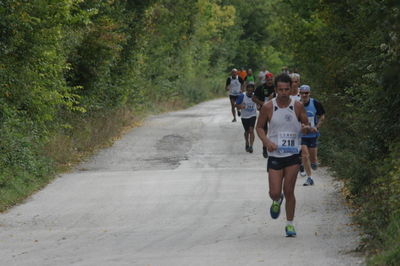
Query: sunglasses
[[300, 92, 309, 95]]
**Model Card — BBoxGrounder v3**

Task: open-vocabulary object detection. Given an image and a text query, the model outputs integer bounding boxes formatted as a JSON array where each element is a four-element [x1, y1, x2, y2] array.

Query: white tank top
[[240, 93, 257, 119], [267, 98, 301, 158], [228, 76, 241, 96], [290, 95, 301, 102]]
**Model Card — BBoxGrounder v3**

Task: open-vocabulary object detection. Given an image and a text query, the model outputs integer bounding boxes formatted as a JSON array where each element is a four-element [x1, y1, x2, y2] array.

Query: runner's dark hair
[[274, 73, 292, 87], [246, 83, 255, 89]]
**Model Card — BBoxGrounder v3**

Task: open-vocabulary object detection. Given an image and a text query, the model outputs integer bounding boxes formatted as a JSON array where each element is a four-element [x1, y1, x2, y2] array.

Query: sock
[[286, 220, 294, 226]]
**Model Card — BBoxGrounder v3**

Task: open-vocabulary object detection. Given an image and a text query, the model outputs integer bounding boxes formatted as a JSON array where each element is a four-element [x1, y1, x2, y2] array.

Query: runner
[[290, 73, 301, 101], [238, 67, 247, 81], [244, 69, 256, 85], [236, 83, 257, 153], [257, 67, 269, 85], [225, 68, 244, 122], [281, 66, 289, 74], [253, 72, 275, 158], [256, 73, 311, 237], [299, 85, 326, 186]]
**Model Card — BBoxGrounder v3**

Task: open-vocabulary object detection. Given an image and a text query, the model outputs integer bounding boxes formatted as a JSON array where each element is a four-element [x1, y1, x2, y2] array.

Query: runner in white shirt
[[235, 83, 257, 153], [225, 68, 244, 122], [290, 73, 301, 101], [256, 73, 310, 237], [257, 67, 269, 85]]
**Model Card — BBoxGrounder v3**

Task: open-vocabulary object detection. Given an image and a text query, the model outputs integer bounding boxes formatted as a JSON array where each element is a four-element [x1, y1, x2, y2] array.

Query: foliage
[[1, 0, 267, 211], [1, 1, 399, 264], [267, 0, 400, 261]]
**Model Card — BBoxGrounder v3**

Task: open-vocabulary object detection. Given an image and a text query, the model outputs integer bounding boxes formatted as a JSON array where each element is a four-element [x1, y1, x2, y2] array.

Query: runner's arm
[[256, 102, 277, 152], [316, 114, 325, 129], [252, 86, 265, 107], [225, 78, 231, 91], [252, 95, 264, 107], [314, 100, 326, 129], [235, 94, 245, 109], [296, 102, 312, 134]]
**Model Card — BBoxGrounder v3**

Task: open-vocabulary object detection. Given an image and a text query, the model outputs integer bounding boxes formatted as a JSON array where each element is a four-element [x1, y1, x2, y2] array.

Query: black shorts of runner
[[241, 116, 256, 132], [229, 95, 238, 101], [301, 137, 318, 148], [267, 154, 301, 171]]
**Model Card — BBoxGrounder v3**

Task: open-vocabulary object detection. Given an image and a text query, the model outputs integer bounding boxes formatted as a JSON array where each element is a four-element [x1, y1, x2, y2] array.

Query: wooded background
[[1, 1, 399, 264]]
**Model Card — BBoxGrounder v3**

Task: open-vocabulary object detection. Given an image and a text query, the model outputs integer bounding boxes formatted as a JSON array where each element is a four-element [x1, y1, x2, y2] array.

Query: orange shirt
[[239, 70, 247, 80]]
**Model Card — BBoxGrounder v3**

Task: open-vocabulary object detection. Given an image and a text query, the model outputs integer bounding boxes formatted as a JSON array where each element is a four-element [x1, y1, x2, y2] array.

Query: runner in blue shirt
[[299, 85, 326, 186]]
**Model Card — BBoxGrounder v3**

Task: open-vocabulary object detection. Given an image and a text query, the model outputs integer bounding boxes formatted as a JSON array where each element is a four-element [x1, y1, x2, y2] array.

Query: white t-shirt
[[291, 94, 301, 102], [236, 93, 257, 119], [228, 76, 242, 96], [258, 71, 268, 84]]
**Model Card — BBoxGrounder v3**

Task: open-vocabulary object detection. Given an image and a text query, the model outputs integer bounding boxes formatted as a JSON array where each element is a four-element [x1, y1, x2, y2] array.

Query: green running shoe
[[270, 194, 283, 219], [285, 224, 297, 237]]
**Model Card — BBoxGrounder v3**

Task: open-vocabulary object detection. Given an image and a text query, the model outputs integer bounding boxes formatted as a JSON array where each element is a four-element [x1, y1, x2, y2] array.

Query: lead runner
[[256, 72, 310, 237]]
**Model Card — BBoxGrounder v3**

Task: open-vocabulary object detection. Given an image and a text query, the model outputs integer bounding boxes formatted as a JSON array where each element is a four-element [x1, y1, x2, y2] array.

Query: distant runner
[[290, 73, 301, 101], [256, 73, 310, 237], [257, 67, 269, 85], [244, 69, 256, 85], [225, 68, 244, 122], [299, 85, 326, 186], [253, 72, 275, 158], [236, 83, 257, 153], [238, 67, 247, 81]]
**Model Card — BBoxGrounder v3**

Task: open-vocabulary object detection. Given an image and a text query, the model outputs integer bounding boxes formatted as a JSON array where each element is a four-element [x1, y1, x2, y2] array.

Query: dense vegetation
[[0, 0, 236, 210], [268, 1, 400, 264], [1, 0, 399, 264]]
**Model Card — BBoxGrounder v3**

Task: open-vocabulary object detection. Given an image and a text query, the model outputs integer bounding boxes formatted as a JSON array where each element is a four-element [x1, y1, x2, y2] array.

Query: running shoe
[[248, 146, 253, 153], [311, 163, 318, 170], [245, 143, 250, 152], [262, 147, 268, 159], [303, 177, 314, 186], [270, 194, 284, 219], [299, 165, 306, 177], [232, 118, 236, 122], [285, 224, 297, 237]]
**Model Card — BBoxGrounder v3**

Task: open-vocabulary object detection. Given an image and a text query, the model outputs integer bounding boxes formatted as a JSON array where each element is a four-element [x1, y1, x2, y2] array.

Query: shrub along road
[[0, 98, 363, 265]]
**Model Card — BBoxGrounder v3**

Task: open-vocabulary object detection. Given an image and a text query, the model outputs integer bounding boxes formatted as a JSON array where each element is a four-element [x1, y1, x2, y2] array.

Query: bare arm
[[256, 102, 277, 152], [252, 95, 264, 107], [316, 114, 325, 129], [235, 103, 245, 109], [295, 102, 311, 134]]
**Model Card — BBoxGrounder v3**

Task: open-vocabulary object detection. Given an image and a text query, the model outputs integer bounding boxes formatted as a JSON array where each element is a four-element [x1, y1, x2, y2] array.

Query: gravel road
[[0, 98, 364, 266]]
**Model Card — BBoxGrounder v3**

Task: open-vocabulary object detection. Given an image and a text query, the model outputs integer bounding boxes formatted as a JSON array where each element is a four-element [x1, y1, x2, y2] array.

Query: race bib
[[245, 102, 255, 112], [277, 131, 299, 153]]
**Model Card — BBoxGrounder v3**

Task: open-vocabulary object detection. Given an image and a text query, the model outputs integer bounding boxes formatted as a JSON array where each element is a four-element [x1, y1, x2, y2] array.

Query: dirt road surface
[[0, 98, 363, 265]]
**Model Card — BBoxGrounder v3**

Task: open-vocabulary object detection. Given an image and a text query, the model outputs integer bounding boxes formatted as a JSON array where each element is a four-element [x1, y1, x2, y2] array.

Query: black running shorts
[[241, 116, 256, 131], [301, 137, 318, 148], [267, 154, 301, 171], [229, 95, 239, 101]]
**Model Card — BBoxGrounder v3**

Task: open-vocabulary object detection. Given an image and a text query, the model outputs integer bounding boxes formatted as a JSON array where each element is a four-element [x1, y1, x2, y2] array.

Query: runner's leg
[[301, 145, 312, 177], [309, 147, 318, 166], [249, 126, 255, 147], [268, 169, 284, 201], [282, 164, 299, 221], [230, 97, 236, 120]]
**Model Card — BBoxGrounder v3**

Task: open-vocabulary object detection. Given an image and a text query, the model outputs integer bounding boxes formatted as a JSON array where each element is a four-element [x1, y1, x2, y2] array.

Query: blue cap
[[299, 85, 311, 92]]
